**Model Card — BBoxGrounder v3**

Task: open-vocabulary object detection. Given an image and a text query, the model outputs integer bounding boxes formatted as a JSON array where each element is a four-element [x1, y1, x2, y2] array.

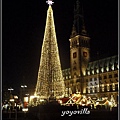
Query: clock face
[[83, 51, 87, 57]]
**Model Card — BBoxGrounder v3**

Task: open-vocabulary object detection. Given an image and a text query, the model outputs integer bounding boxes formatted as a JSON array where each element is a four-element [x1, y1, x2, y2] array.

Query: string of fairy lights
[[34, 4, 65, 102]]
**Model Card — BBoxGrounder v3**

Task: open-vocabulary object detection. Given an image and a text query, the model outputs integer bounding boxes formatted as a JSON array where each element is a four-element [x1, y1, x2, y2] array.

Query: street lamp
[[8, 87, 14, 100], [21, 85, 27, 88], [20, 85, 27, 96], [8, 88, 14, 93], [8, 87, 14, 118], [20, 85, 27, 104]]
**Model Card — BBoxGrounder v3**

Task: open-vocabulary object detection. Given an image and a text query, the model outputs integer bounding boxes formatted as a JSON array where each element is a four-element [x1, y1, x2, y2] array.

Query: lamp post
[[8, 87, 14, 94], [8, 87, 14, 119], [8, 87, 14, 100], [8, 87, 14, 101], [20, 85, 27, 106]]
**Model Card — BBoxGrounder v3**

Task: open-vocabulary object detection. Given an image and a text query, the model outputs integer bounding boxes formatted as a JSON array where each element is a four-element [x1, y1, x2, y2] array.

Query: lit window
[[92, 70, 94, 74], [106, 67, 109, 71], [96, 69, 99, 73], [102, 87, 104, 92], [69, 76, 71, 78], [97, 85, 99, 92], [102, 84, 104, 92], [101, 68, 104, 72], [88, 71, 90, 75], [83, 71, 86, 76], [112, 83, 115, 91], [112, 65, 114, 70], [107, 84, 110, 91]]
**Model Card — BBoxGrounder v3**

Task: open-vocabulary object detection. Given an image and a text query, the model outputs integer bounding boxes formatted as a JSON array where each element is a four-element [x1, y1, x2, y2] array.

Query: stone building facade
[[62, 0, 118, 102], [62, 55, 118, 102]]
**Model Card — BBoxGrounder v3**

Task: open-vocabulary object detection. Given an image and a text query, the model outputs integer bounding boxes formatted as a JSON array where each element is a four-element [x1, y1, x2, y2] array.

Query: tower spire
[[81, 8, 87, 35], [71, 24, 77, 38], [72, 0, 87, 36], [34, 2, 65, 101]]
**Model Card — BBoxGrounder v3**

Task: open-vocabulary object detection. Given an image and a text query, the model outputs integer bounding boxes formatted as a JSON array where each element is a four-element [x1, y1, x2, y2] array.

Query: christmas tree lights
[[34, 3, 65, 101]]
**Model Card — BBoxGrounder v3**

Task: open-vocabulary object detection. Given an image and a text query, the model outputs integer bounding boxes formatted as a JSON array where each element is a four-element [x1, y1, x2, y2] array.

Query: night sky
[[2, 0, 118, 94]]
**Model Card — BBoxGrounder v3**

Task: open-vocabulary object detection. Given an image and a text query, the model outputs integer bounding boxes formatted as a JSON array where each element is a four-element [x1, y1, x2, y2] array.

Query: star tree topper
[[46, 0, 54, 5]]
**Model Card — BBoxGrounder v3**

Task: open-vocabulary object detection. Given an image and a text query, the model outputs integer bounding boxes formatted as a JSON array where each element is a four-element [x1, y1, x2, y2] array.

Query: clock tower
[[69, 0, 90, 93]]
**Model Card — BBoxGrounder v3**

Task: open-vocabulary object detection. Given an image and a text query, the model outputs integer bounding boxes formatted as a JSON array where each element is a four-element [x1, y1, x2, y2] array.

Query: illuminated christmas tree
[[34, 0, 65, 100]]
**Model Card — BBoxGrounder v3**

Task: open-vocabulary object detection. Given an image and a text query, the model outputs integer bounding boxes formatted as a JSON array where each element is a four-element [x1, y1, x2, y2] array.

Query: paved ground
[[2, 105, 118, 120]]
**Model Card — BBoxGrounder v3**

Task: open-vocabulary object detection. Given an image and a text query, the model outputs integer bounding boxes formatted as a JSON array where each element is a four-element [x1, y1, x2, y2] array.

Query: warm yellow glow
[[102, 84, 104, 92], [14, 96, 18, 99], [30, 95, 35, 101], [92, 70, 94, 74], [97, 88, 99, 92], [96, 69, 99, 73], [9, 99, 14, 102], [83, 95, 86, 99], [112, 83, 115, 91], [109, 102, 112, 106], [40, 99, 44, 102], [102, 88, 104, 92], [101, 68, 104, 72], [96, 102, 99, 105], [24, 97, 28, 102], [106, 66, 109, 71], [88, 71, 90, 75], [34, 5, 65, 102], [83, 71, 86, 76], [107, 84, 110, 91], [112, 65, 114, 70], [22, 108, 28, 112]]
